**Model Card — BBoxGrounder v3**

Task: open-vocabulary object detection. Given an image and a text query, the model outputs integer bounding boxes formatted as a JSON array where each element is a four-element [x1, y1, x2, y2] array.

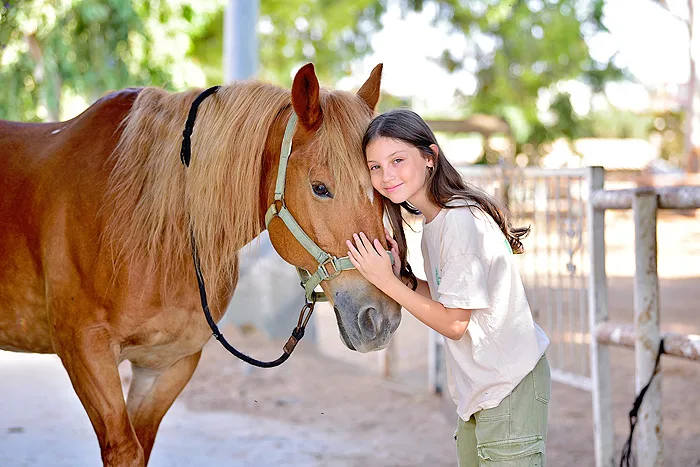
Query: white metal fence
[[588, 181, 700, 467], [433, 165, 594, 392]]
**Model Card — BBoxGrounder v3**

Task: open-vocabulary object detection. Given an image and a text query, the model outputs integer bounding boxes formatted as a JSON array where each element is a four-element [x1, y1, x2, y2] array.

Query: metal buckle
[[319, 256, 342, 280]]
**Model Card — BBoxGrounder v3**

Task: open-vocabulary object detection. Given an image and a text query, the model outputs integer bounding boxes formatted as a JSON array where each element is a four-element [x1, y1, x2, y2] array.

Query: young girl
[[346, 109, 550, 466]]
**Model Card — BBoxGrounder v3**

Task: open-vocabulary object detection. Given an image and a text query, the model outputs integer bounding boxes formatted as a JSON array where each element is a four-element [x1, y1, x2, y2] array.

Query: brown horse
[[0, 63, 401, 466]]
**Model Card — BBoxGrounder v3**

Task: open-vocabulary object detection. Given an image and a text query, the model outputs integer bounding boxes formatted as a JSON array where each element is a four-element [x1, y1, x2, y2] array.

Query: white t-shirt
[[421, 201, 549, 421]]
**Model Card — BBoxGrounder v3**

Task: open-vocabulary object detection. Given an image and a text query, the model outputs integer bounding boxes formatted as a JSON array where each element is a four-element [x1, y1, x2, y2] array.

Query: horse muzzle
[[332, 288, 401, 353]]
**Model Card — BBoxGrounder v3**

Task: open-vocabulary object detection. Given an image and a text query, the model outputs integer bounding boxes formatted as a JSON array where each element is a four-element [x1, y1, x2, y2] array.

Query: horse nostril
[[358, 306, 381, 340]]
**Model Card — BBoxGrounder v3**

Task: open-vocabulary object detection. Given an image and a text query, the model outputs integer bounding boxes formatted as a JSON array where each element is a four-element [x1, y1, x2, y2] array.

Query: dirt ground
[[1, 212, 697, 466], [174, 210, 700, 466]]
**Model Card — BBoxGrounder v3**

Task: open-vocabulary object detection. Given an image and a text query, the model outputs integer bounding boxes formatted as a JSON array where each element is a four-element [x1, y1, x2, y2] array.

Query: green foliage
[[376, 92, 411, 113], [188, 8, 226, 86], [0, 0, 221, 121], [189, 0, 387, 87], [647, 110, 683, 165], [588, 107, 653, 139], [2, 0, 630, 152], [405, 0, 626, 153], [258, 0, 385, 86], [2, 0, 389, 121]]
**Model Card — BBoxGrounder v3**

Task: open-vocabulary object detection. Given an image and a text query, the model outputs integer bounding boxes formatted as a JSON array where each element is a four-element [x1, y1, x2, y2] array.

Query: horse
[[0, 63, 402, 466]]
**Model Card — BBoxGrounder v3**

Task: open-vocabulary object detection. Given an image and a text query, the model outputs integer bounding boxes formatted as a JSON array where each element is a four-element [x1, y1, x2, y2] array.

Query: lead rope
[[619, 338, 665, 467], [181, 86, 314, 368]]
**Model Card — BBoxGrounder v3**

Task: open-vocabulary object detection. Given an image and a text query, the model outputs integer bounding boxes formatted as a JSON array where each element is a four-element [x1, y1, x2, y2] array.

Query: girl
[[346, 109, 551, 466]]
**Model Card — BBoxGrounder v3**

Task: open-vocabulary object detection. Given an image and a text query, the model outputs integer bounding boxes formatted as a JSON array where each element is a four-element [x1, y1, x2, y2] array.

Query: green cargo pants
[[455, 355, 550, 466]]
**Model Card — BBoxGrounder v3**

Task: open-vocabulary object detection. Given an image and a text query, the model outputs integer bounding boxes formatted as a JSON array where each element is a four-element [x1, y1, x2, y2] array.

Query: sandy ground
[[1, 211, 699, 466]]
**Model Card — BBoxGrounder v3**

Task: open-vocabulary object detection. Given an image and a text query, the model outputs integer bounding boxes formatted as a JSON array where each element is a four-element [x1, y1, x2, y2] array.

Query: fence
[[427, 165, 593, 392], [587, 178, 700, 467]]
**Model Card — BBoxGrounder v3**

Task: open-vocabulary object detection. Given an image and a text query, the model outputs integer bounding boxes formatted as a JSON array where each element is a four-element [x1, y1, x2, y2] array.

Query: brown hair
[[362, 108, 530, 289]]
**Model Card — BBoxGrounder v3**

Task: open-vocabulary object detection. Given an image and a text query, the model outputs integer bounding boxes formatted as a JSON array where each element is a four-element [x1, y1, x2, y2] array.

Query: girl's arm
[[347, 232, 471, 340], [413, 278, 432, 299], [382, 275, 471, 340], [381, 227, 432, 301]]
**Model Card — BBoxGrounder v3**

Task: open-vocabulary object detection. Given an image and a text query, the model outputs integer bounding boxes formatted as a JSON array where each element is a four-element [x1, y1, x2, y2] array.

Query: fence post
[[428, 329, 444, 394], [588, 166, 615, 467], [632, 189, 663, 467]]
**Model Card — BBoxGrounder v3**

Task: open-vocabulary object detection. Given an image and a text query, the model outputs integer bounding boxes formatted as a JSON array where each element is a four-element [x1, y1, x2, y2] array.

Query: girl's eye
[[369, 165, 380, 171], [312, 182, 332, 198], [393, 158, 403, 164]]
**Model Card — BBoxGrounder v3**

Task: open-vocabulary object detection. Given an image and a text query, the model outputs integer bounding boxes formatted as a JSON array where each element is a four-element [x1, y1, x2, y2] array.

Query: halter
[[180, 85, 393, 367], [264, 111, 358, 303]]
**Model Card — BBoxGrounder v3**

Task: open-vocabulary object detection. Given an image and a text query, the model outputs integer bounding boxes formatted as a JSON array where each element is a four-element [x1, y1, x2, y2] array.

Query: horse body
[[0, 64, 400, 466], [1, 89, 215, 361]]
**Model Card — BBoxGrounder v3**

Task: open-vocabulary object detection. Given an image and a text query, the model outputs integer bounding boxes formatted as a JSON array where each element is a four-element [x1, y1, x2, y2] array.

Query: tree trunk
[[685, 0, 698, 172], [51, 74, 62, 122], [25, 32, 61, 121]]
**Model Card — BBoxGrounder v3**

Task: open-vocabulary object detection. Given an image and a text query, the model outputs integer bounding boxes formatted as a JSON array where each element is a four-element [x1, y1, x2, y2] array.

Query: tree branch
[[651, 0, 691, 28]]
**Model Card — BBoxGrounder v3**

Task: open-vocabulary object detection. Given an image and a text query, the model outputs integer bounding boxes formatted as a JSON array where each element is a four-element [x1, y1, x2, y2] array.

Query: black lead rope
[[180, 85, 220, 167], [180, 86, 314, 368], [619, 339, 665, 467]]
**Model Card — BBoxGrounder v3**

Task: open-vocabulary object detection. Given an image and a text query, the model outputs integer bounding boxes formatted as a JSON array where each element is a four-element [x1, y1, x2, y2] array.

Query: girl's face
[[365, 137, 434, 205]]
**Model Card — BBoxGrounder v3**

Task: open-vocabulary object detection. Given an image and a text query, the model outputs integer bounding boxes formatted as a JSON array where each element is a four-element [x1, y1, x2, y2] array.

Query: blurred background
[[1, 0, 698, 172], [1, 1, 699, 465]]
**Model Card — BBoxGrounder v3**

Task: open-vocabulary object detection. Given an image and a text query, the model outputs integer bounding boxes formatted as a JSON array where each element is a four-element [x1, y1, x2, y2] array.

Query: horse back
[[0, 88, 142, 225]]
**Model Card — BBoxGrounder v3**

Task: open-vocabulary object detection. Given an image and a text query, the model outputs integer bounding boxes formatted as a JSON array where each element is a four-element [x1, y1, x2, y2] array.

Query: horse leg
[[126, 351, 202, 465], [55, 324, 144, 467]]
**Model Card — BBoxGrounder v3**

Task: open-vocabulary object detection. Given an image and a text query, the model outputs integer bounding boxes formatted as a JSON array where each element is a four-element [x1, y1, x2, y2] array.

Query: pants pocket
[[477, 435, 545, 466], [533, 356, 551, 405]]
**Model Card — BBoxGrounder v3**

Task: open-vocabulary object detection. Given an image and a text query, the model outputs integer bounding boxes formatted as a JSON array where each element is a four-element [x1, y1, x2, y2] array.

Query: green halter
[[264, 111, 393, 302]]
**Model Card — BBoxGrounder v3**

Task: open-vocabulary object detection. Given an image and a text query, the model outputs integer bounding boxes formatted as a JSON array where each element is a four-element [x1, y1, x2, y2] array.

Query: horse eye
[[312, 182, 332, 198]]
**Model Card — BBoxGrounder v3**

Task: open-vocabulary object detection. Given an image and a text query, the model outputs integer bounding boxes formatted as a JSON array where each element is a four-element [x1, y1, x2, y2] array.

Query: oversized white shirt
[[421, 201, 549, 421]]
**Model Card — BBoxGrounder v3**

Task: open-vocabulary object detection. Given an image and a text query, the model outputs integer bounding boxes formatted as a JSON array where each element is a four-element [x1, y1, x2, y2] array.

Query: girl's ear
[[428, 144, 439, 167], [429, 144, 439, 158]]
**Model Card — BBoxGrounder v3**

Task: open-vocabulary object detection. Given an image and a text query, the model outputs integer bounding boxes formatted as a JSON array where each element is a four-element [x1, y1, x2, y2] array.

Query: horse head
[[264, 64, 402, 352]]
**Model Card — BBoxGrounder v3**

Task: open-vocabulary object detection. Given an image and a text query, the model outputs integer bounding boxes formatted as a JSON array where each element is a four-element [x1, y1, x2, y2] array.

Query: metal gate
[[428, 166, 594, 392]]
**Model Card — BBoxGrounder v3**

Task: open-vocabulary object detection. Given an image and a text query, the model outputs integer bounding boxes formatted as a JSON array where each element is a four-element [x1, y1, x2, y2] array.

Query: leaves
[[0, 0, 222, 121], [405, 0, 626, 151], [2, 0, 630, 156], [189, 0, 387, 87]]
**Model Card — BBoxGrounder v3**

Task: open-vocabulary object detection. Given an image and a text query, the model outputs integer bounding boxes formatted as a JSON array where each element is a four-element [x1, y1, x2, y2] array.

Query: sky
[[336, 0, 696, 117]]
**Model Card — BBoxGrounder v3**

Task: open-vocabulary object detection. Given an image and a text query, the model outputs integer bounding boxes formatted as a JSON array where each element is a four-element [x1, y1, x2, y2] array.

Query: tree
[[190, 0, 387, 87], [1, 0, 389, 121], [0, 0, 222, 122], [2, 0, 630, 160], [398, 0, 626, 157]]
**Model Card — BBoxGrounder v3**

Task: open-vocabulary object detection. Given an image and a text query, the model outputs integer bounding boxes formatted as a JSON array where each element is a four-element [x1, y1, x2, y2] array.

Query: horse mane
[[103, 81, 373, 297]]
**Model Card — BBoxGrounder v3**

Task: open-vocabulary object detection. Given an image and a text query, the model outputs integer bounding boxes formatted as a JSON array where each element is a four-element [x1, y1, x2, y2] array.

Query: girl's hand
[[384, 227, 402, 278], [346, 232, 398, 290]]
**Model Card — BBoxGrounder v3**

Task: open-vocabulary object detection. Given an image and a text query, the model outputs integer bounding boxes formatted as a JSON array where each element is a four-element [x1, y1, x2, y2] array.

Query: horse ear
[[357, 63, 383, 111], [291, 63, 323, 130]]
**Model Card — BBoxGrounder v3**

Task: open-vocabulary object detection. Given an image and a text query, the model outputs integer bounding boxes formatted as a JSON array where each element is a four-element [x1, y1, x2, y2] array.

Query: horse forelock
[[313, 90, 375, 204]]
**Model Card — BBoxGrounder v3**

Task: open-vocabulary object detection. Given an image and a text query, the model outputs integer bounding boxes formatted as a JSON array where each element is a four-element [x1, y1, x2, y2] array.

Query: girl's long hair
[[362, 108, 530, 289]]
